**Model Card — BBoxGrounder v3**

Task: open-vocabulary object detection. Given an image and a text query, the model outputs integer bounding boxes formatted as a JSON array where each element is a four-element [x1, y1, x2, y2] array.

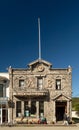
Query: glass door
[[0, 109, 2, 124], [2, 109, 8, 123]]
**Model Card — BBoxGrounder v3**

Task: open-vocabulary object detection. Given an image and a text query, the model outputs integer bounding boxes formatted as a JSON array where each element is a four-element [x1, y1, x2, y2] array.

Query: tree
[[75, 104, 79, 116]]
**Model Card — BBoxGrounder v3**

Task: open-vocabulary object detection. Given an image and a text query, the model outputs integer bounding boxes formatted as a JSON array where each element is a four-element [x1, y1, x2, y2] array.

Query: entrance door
[[0, 106, 8, 124], [2, 109, 8, 123], [56, 101, 67, 121], [0, 109, 2, 124]]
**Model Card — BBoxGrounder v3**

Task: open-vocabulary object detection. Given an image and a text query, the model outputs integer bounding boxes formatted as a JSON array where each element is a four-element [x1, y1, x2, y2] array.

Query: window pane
[[37, 78, 43, 89], [24, 101, 29, 117], [39, 79, 42, 84], [39, 101, 44, 117], [31, 101, 36, 116], [0, 84, 3, 97], [56, 79, 61, 90], [2, 109, 8, 122], [19, 80, 24, 87], [16, 101, 21, 117]]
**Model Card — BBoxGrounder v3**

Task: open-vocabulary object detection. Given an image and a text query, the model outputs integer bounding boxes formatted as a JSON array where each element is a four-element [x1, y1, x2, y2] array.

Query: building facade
[[8, 59, 72, 123], [0, 73, 9, 124]]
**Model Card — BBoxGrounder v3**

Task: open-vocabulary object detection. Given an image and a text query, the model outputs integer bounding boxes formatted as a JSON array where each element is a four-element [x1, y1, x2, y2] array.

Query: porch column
[[22, 101, 24, 116], [13, 98, 16, 120], [69, 101, 72, 118], [67, 100, 69, 114], [36, 101, 39, 118], [53, 101, 56, 122]]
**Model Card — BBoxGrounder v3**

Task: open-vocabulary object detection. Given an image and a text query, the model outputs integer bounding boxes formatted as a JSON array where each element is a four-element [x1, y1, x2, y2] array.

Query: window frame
[[19, 80, 25, 88], [0, 84, 3, 97], [16, 101, 21, 117], [37, 77, 43, 90], [39, 101, 44, 117], [56, 79, 61, 90], [30, 101, 36, 116]]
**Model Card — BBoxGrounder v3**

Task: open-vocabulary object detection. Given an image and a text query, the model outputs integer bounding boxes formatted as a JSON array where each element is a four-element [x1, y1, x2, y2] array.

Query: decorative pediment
[[52, 93, 71, 101], [28, 59, 52, 67], [28, 59, 52, 71]]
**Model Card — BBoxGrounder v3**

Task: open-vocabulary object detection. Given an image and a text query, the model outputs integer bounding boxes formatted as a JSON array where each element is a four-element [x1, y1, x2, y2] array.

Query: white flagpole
[[38, 18, 41, 60]]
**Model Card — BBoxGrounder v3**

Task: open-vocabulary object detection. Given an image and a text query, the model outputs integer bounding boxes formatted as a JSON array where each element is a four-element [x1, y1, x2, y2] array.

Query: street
[[0, 124, 79, 130]]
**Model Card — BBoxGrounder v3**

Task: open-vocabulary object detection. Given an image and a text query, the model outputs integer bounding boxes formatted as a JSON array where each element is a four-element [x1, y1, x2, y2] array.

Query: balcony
[[0, 97, 8, 104], [13, 87, 49, 97]]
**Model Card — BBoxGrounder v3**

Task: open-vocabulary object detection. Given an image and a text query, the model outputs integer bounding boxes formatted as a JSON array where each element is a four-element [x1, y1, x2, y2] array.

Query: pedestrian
[[63, 112, 69, 125], [67, 114, 70, 124]]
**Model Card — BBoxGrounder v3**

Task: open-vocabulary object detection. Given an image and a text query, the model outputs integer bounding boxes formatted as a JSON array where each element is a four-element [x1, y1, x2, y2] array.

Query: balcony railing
[[13, 87, 49, 97], [0, 97, 8, 101]]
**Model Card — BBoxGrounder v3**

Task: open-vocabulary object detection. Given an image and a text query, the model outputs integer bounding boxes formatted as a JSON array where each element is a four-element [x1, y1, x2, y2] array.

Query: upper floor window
[[37, 77, 43, 90], [19, 80, 24, 87], [0, 84, 3, 97], [56, 79, 61, 90]]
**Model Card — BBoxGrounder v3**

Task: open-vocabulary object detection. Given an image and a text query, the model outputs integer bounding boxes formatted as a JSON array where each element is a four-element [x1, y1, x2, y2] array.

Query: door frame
[[0, 108, 2, 124], [55, 101, 67, 121]]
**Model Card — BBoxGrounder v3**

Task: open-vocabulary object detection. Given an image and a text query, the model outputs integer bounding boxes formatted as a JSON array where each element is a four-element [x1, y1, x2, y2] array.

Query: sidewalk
[[0, 125, 79, 130]]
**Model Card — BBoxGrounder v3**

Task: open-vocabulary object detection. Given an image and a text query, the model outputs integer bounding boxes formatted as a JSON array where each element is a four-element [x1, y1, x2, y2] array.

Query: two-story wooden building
[[8, 59, 72, 123]]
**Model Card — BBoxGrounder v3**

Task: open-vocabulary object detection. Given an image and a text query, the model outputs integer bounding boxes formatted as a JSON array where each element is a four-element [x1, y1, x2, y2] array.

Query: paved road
[[0, 124, 79, 130]]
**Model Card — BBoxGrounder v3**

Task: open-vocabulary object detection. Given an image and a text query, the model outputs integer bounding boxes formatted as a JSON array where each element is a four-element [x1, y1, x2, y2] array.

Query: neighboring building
[[7, 59, 72, 123], [72, 111, 79, 119], [0, 73, 9, 124]]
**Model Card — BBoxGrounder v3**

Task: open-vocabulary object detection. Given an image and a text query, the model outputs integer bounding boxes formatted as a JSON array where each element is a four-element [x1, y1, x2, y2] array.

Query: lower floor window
[[31, 101, 36, 116], [39, 101, 44, 117], [0, 103, 8, 123], [16, 100, 44, 118], [16, 101, 21, 117]]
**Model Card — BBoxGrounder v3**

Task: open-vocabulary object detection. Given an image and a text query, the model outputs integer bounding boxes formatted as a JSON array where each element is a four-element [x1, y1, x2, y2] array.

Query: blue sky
[[0, 0, 79, 97]]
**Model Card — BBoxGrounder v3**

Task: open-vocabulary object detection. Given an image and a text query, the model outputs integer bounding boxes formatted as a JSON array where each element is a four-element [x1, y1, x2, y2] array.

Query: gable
[[28, 59, 52, 66], [28, 59, 52, 71], [52, 93, 71, 101]]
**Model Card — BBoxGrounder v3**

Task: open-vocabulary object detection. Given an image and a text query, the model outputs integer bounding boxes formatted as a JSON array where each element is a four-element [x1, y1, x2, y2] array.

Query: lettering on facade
[[26, 77, 34, 88], [48, 79, 52, 88]]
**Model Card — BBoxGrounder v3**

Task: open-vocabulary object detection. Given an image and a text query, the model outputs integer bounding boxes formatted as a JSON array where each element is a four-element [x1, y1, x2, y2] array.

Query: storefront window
[[16, 101, 21, 117], [24, 101, 29, 117], [31, 101, 36, 117], [39, 101, 44, 117]]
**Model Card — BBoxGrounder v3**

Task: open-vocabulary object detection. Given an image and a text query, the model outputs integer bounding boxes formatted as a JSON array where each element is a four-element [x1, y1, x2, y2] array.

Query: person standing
[[63, 112, 69, 125]]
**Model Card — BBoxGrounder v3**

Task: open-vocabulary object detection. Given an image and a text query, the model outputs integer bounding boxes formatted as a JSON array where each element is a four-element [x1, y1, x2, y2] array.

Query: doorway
[[0, 109, 2, 124], [0, 108, 8, 124], [2, 109, 8, 123], [56, 101, 67, 121]]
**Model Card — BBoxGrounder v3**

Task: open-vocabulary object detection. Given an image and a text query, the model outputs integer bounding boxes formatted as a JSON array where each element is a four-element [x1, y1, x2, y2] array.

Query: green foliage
[[72, 97, 79, 110], [72, 117, 79, 123], [75, 104, 79, 111]]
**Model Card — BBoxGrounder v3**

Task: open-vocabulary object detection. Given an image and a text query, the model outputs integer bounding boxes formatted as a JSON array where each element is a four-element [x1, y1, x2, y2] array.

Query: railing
[[13, 87, 49, 96], [0, 97, 8, 101]]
